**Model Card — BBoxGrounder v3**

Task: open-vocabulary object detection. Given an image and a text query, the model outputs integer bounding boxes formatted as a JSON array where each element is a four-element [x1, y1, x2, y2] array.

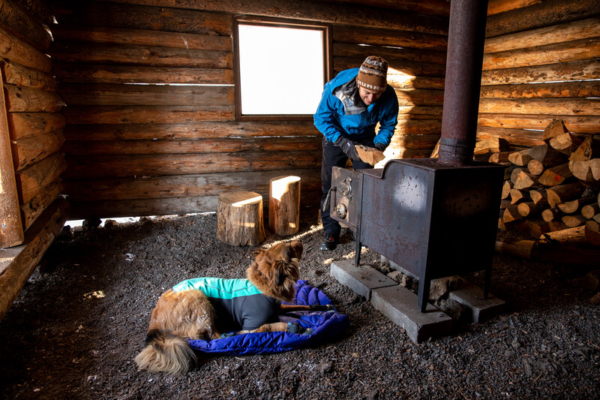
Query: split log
[[1, 60, 57, 91], [595, 213, 600, 224], [503, 165, 516, 180], [500, 199, 511, 210], [582, 204, 600, 219], [569, 135, 598, 161], [549, 132, 585, 155], [501, 180, 512, 200], [511, 168, 538, 190], [15, 153, 68, 204], [592, 159, 600, 181], [529, 189, 548, 205], [474, 138, 509, 154], [489, 152, 510, 163], [585, 221, 600, 246], [569, 160, 597, 182], [540, 226, 587, 245], [503, 205, 522, 224], [0, 26, 52, 72], [508, 149, 532, 166], [538, 163, 573, 187], [547, 182, 585, 208], [562, 215, 588, 228], [510, 189, 528, 205], [3, 85, 65, 112], [269, 176, 301, 237], [217, 191, 265, 246], [478, 114, 600, 134], [477, 126, 544, 147], [20, 179, 63, 230], [557, 197, 595, 214], [527, 159, 544, 176], [542, 208, 562, 222], [528, 144, 568, 166], [543, 119, 568, 142], [7, 112, 66, 140], [548, 221, 568, 232], [495, 240, 536, 259], [526, 219, 551, 238], [11, 131, 65, 171], [481, 59, 600, 86], [517, 202, 545, 217]]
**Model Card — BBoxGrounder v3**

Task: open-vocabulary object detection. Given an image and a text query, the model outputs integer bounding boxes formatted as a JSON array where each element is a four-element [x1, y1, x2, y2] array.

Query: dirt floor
[[1, 206, 599, 399]]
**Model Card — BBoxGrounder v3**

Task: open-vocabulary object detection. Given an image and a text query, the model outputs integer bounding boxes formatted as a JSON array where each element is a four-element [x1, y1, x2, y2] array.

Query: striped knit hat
[[356, 56, 388, 92]]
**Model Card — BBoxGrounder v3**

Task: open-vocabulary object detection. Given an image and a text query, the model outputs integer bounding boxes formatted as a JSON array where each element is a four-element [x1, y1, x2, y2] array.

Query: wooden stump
[[217, 191, 265, 246], [269, 176, 301, 236]]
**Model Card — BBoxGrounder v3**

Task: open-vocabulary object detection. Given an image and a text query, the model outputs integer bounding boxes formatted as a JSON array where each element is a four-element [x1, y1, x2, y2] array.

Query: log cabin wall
[[478, 0, 600, 148], [48, 0, 450, 220]]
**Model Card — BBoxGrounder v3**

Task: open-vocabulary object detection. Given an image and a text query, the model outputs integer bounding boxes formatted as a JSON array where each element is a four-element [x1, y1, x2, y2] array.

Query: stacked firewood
[[494, 119, 600, 262]]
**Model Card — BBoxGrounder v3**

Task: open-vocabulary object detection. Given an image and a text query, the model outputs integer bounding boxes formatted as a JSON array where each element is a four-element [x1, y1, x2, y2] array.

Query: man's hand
[[334, 136, 360, 162], [356, 145, 385, 166], [374, 143, 386, 152]]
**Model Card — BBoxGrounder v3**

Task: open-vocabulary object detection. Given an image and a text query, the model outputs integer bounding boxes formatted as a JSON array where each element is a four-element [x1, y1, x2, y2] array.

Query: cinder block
[[330, 260, 397, 300], [371, 285, 452, 343], [449, 282, 506, 323]]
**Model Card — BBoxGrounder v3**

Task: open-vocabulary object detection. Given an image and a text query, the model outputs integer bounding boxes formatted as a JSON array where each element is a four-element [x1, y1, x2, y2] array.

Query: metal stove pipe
[[438, 0, 489, 165]]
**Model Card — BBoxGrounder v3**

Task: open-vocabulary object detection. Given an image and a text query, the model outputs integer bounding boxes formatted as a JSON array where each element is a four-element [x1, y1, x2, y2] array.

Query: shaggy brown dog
[[135, 240, 324, 375]]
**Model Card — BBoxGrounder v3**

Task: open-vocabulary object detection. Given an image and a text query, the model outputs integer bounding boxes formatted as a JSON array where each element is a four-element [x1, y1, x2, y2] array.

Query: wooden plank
[[0, 70, 23, 247], [333, 25, 448, 52], [479, 98, 600, 116], [484, 18, 600, 53], [62, 137, 321, 155], [334, 57, 445, 78], [479, 81, 600, 99], [478, 114, 600, 134], [99, 0, 448, 35], [15, 153, 68, 204], [7, 112, 65, 140], [486, 0, 600, 38], [49, 43, 233, 69], [481, 59, 600, 86], [333, 43, 446, 65], [64, 169, 320, 201], [59, 84, 234, 107], [487, 0, 541, 16], [52, 64, 234, 85], [3, 85, 65, 112], [63, 151, 321, 180], [476, 126, 544, 147], [0, 0, 52, 50], [0, 27, 51, 72], [63, 105, 235, 124], [0, 197, 69, 320], [50, 25, 232, 51], [21, 178, 63, 230], [482, 37, 600, 71], [12, 131, 65, 171], [1, 60, 57, 91]]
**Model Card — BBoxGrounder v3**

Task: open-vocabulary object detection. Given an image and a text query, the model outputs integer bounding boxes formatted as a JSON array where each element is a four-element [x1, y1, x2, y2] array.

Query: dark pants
[[320, 136, 375, 238]]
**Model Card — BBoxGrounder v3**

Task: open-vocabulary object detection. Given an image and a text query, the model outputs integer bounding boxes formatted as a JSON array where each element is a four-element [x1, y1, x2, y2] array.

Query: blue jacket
[[314, 68, 399, 147]]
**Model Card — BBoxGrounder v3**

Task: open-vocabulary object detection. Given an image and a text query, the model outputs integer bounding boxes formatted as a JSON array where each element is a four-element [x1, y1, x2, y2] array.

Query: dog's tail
[[135, 329, 196, 375]]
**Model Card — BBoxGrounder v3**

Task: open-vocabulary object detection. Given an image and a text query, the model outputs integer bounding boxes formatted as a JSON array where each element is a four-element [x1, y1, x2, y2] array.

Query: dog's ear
[[289, 240, 303, 260]]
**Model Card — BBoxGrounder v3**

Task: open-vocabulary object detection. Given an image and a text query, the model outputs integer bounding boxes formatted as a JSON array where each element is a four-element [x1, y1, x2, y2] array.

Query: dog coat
[[172, 277, 280, 332]]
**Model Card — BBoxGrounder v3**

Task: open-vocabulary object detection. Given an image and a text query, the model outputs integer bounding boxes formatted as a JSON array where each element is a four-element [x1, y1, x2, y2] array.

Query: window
[[234, 17, 330, 120]]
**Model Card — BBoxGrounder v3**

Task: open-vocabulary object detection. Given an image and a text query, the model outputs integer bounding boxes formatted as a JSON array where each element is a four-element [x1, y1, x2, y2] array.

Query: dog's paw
[[287, 322, 313, 335], [310, 304, 335, 312]]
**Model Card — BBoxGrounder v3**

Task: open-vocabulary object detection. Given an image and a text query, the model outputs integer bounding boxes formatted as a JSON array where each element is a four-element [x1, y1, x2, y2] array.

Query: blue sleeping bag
[[188, 280, 349, 355]]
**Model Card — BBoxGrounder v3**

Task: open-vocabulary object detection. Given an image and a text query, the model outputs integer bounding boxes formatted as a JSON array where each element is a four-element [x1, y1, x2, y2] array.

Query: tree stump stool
[[269, 176, 301, 236], [217, 191, 265, 246]]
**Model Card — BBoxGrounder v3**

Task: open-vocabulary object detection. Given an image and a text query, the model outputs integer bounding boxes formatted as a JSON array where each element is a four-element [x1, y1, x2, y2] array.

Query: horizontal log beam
[[50, 25, 232, 51], [65, 169, 320, 201], [12, 130, 65, 171], [482, 37, 600, 70], [478, 98, 600, 116], [58, 84, 234, 107], [63, 105, 235, 124], [100, 0, 448, 35], [15, 153, 68, 204], [480, 81, 600, 99], [7, 112, 65, 140], [333, 25, 447, 52], [0, 0, 51, 50], [334, 57, 445, 77], [398, 106, 443, 116], [21, 179, 63, 230], [0, 27, 51, 72], [4, 85, 65, 112], [333, 43, 446, 65], [486, 0, 600, 38], [487, 0, 541, 16], [62, 137, 321, 155], [476, 126, 544, 147], [481, 59, 600, 86], [315, 0, 450, 17], [477, 114, 600, 134], [15, 0, 54, 25], [389, 134, 440, 150], [63, 121, 319, 141], [1, 60, 57, 91], [394, 119, 442, 135], [383, 148, 433, 159], [394, 88, 444, 107], [52, 64, 234, 85], [63, 151, 321, 180], [49, 43, 233, 69], [484, 18, 600, 53], [387, 75, 445, 90]]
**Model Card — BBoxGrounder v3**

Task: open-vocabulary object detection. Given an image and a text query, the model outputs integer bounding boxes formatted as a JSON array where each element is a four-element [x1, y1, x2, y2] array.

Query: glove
[[334, 136, 360, 162], [374, 142, 386, 152]]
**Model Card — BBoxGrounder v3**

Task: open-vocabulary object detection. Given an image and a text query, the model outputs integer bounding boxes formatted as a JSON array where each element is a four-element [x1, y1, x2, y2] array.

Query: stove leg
[[354, 239, 361, 267], [484, 268, 491, 299], [418, 278, 431, 313]]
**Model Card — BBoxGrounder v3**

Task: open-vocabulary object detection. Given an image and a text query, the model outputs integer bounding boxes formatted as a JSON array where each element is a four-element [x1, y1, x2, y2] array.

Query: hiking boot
[[320, 234, 338, 251]]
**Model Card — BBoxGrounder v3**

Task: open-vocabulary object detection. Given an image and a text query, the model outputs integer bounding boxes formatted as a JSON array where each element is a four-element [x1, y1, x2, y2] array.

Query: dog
[[135, 240, 329, 375]]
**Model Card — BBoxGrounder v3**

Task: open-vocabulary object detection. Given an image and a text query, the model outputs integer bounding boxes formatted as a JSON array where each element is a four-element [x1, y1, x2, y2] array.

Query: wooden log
[[487, 0, 542, 16], [503, 205, 522, 224], [0, 70, 23, 247], [510, 189, 528, 205], [500, 199, 512, 210], [50, 25, 232, 51], [526, 219, 551, 238], [476, 126, 544, 147], [7, 112, 66, 140], [529, 189, 547, 205], [269, 176, 301, 237], [0, 27, 52, 72], [537, 244, 600, 266], [316, 0, 451, 17], [485, 0, 600, 38], [390, 135, 441, 150], [481, 59, 600, 86], [475, 138, 509, 155], [0, 0, 52, 50], [489, 152, 510, 163], [501, 180, 512, 200], [15, 153, 68, 204], [528, 144, 568, 166], [508, 149, 532, 166], [544, 119, 571, 141], [557, 197, 596, 214], [334, 57, 446, 78], [547, 182, 585, 208], [20, 179, 63, 230], [540, 226, 587, 245], [53, 64, 234, 85], [592, 159, 600, 181], [12, 130, 65, 171], [542, 208, 562, 222], [334, 43, 447, 65], [394, 119, 442, 135], [511, 169, 538, 190], [549, 133, 585, 156], [14, 0, 54, 25], [386, 74, 445, 90], [569, 160, 597, 182], [3, 85, 65, 112], [569, 136, 598, 162], [562, 215, 587, 228], [595, 213, 600, 224], [478, 98, 599, 116], [332, 25, 448, 51], [394, 89, 445, 107], [1, 60, 57, 91], [482, 37, 600, 70], [478, 114, 600, 135], [0, 197, 69, 320], [585, 221, 600, 246], [527, 159, 544, 176], [582, 204, 600, 219], [538, 163, 573, 187], [517, 201, 545, 217], [217, 191, 265, 246], [397, 106, 443, 116], [49, 43, 233, 69], [63, 105, 235, 125], [548, 221, 568, 232], [479, 81, 600, 99], [495, 240, 536, 259], [484, 17, 600, 53]]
